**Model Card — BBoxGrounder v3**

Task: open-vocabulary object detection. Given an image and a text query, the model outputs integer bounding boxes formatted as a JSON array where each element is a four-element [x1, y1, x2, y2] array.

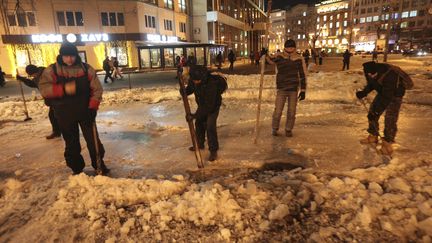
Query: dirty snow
[[0, 56, 432, 241]]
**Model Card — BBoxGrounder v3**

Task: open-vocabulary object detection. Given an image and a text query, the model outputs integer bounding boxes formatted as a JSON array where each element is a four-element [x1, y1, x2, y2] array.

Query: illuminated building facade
[[285, 4, 316, 51], [352, 0, 432, 52], [194, 0, 267, 61], [269, 9, 286, 53], [0, 0, 221, 75], [314, 0, 352, 53]]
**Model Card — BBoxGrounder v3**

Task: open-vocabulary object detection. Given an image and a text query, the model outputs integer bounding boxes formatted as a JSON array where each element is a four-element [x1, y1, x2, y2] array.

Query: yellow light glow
[[94, 43, 106, 69], [127, 41, 134, 68], [40, 44, 60, 66], [6, 45, 17, 77]]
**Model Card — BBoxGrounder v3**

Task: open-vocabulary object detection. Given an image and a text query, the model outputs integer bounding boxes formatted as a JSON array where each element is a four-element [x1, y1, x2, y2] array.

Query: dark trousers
[[229, 61, 234, 70], [342, 61, 350, 70], [195, 109, 220, 152], [55, 111, 106, 173], [367, 96, 403, 143], [319, 58, 323, 65], [48, 107, 61, 134], [104, 70, 114, 83]]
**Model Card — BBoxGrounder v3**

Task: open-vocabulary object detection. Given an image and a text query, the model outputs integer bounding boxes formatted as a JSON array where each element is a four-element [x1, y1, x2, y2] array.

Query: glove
[[298, 91, 306, 101], [16, 75, 25, 82], [356, 90, 367, 100], [185, 113, 196, 122], [89, 109, 97, 120]]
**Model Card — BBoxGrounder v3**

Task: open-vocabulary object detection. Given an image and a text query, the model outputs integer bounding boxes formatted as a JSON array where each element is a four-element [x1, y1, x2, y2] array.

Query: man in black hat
[[38, 42, 110, 175], [17, 64, 61, 139], [181, 65, 223, 161], [356, 61, 406, 156], [265, 39, 307, 137]]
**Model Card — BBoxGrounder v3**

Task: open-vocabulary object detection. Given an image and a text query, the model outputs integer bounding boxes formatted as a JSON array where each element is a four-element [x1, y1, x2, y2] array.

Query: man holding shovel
[[38, 42, 109, 175], [17, 65, 61, 139]]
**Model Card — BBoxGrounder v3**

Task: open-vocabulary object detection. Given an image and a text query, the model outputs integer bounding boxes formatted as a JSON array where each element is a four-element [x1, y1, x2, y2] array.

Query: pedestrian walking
[[342, 49, 351, 70], [228, 50, 236, 71], [103, 56, 114, 83], [372, 49, 378, 62], [216, 51, 223, 70], [112, 57, 123, 79], [265, 39, 307, 137], [249, 51, 254, 65], [303, 49, 310, 67], [319, 51, 324, 65], [254, 51, 260, 66]]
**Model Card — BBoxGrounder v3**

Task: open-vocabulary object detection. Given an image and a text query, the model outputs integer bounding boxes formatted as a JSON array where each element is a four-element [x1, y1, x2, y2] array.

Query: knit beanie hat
[[362, 61, 378, 74], [59, 42, 79, 56], [284, 39, 296, 48], [189, 65, 208, 80], [25, 64, 39, 75]]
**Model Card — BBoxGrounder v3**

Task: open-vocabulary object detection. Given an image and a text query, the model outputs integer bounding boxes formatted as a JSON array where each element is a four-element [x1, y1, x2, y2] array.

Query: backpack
[[209, 74, 228, 94], [378, 64, 414, 90]]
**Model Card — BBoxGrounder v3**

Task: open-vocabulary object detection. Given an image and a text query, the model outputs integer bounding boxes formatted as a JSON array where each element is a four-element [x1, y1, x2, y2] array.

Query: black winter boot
[[189, 145, 204, 151], [208, 151, 218, 161], [46, 132, 61, 139]]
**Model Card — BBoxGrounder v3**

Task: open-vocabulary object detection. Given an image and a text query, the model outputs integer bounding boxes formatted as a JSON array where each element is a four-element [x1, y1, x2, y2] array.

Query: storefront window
[[150, 48, 161, 68], [108, 47, 128, 66], [140, 49, 150, 68], [196, 47, 205, 65], [164, 48, 174, 67], [174, 48, 184, 60]]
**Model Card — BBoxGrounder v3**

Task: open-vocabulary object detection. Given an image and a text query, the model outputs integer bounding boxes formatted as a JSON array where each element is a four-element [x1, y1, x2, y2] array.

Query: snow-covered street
[[1, 57, 432, 242]]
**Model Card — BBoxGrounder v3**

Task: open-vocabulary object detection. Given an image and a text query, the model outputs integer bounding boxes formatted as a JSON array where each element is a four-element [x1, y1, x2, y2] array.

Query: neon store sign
[[31, 33, 109, 43], [147, 34, 178, 43]]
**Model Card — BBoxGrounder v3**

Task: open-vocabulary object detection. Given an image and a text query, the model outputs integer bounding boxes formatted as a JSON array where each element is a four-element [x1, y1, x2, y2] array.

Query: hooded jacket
[[361, 62, 405, 113], [184, 73, 222, 117], [38, 55, 103, 110]]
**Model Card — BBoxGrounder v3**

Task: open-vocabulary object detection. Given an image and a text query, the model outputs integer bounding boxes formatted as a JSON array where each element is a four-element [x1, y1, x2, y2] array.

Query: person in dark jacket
[[112, 57, 123, 79], [0, 66, 5, 87], [181, 65, 222, 161], [356, 61, 406, 156], [228, 50, 236, 71], [16, 65, 61, 139], [266, 39, 307, 137], [216, 51, 223, 70], [103, 56, 114, 83], [303, 50, 310, 67], [39, 42, 110, 175], [342, 49, 351, 70]]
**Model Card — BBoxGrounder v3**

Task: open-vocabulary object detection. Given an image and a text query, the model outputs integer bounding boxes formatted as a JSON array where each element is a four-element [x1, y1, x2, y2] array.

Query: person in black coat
[[103, 56, 114, 83], [181, 65, 222, 161], [356, 61, 406, 155], [342, 49, 351, 70], [16, 65, 62, 139], [0, 66, 5, 87]]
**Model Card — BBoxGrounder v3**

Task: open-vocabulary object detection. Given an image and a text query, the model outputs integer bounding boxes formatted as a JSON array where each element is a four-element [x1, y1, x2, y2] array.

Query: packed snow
[[0, 57, 431, 241]]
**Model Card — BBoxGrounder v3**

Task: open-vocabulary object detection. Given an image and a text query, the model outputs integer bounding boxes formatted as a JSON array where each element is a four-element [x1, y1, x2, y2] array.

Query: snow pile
[[103, 87, 180, 105], [0, 100, 47, 120]]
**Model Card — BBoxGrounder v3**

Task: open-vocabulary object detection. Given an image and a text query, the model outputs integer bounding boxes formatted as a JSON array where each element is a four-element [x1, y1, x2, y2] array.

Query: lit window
[[343, 20, 347, 26], [394, 13, 399, 19], [410, 10, 417, 17], [323, 15, 327, 21], [317, 17, 320, 22], [401, 22, 408, 28], [360, 18, 365, 23], [303, 12, 306, 16], [336, 22, 339, 27], [178, 0, 187, 13], [330, 15, 333, 20], [402, 11, 409, 18], [298, 34, 301, 39], [298, 20, 301, 24], [302, 34, 305, 39], [366, 16, 372, 22], [329, 22, 333, 28], [373, 16, 379, 22], [344, 12, 348, 18], [317, 24, 320, 30]]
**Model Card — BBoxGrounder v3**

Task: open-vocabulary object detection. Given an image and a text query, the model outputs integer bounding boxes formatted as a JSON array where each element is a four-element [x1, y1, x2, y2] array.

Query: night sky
[[271, 0, 319, 10]]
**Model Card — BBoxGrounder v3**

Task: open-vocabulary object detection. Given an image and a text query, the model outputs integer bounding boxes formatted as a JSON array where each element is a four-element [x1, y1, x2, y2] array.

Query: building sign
[[317, 1, 348, 13], [31, 33, 109, 43], [146, 34, 178, 43]]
